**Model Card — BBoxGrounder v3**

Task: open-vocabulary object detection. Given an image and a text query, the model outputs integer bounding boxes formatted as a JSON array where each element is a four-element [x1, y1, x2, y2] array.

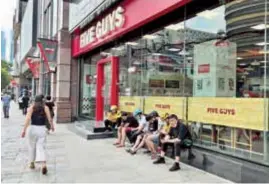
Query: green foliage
[[1, 60, 12, 90]]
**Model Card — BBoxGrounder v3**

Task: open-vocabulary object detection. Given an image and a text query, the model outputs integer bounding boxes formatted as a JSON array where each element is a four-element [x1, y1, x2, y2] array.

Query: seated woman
[[145, 113, 170, 159], [104, 105, 121, 132], [126, 115, 157, 154]]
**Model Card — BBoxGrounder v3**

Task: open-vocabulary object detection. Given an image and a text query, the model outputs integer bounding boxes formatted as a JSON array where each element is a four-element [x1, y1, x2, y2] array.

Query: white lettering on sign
[[80, 6, 125, 48]]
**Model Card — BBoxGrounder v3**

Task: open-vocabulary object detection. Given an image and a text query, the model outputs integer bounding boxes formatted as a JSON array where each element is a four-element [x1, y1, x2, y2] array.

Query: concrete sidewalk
[[1, 101, 232, 183]]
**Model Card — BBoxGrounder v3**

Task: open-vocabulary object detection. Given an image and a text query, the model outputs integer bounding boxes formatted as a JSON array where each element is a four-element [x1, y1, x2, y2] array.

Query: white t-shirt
[[138, 115, 148, 132]]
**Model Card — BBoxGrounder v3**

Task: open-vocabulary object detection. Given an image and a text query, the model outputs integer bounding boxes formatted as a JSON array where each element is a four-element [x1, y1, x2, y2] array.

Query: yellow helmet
[[161, 113, 169, 120], [110, 105, 118, 111]]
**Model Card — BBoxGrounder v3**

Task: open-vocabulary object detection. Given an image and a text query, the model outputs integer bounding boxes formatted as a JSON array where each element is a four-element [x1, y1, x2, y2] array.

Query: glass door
[[103, 64, 112, 118]]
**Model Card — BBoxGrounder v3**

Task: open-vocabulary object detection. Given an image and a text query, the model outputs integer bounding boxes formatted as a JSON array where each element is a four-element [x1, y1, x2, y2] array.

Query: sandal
[[29, 162, 35, 169], [130, 150, 137, 155], [116, 144, 125, 148], [113, 142, 120, 146]]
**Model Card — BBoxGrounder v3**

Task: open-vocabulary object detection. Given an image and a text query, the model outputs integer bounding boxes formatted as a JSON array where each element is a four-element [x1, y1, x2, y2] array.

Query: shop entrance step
[[67, 121, 114, 140]]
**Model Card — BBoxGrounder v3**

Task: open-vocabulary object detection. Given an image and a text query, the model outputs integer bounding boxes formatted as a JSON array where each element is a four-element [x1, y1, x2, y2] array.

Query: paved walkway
[[1, 102, 232, 183]]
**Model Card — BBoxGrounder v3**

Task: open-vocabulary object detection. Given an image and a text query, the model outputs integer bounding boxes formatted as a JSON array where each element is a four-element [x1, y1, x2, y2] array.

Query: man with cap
[[104, 105, 121, 132]]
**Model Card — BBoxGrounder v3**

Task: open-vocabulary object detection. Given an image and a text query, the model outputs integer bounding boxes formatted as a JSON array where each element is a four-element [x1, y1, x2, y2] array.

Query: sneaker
[[42, 166, 48, 175], [29, 162, 35, 169], [169, 162, 181, 172], [153, 156, 165, 164], [130, 150, 136, 155], [188, 153, 195, 160], [143, 150, 151, 154], [126, 148, 131, 153]]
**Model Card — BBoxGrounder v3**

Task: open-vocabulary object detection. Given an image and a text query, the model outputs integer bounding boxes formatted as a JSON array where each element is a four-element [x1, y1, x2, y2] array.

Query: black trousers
[[161, 142, 188, 157], [104, 118, 121, 131], [22, 105, 28, 115]]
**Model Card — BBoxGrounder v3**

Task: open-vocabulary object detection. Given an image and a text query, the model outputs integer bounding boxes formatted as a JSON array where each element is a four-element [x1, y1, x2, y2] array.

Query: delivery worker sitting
[[104, 105, 122, 132]]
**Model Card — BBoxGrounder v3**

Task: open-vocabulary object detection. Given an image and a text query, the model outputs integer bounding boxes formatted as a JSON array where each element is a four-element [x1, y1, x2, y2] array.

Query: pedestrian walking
[[1, 92, 11, 118], [21, 95, 55, 175], [18, 94, 23, 109], [45, 95, 55, 131], [22, 93, 30, 115]]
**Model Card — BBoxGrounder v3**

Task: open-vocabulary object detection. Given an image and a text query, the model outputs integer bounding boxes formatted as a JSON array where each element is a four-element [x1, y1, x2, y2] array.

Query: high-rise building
[[9, 31, 14, 63], [1, 30, 7, 61]]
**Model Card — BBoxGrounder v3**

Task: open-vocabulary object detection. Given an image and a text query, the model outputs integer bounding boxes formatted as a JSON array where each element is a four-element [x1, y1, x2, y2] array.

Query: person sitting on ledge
[[117, 109, 146, 148], [153, 114, 194, 171], [145, 113, 170, 159], [104, 105, 121, 132], [114, 112, 139, 147], [126, 115, 156, 155]]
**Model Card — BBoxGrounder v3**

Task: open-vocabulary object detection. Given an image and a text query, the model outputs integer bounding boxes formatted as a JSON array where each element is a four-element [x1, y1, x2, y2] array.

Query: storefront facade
[[70, 0, 269, 166]]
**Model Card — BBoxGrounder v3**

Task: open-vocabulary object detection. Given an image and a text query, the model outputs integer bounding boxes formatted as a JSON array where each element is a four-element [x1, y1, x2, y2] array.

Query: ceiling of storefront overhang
[[81, 0, 225, 58]]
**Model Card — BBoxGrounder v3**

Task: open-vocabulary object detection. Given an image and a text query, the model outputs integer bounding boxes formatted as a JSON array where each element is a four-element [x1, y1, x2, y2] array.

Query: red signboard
[[198, 64, 210, 74], [26, 58, 40, 78], [71, 0, 191, 57]]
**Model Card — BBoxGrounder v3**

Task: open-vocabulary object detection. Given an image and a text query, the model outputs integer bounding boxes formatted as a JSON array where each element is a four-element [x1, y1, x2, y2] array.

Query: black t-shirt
[[45, 101, 55, 112], [168, 121, 192, 140], [148, 119, 158, 132], [123, 116, 139, 128], [22, 96, 30, 106]]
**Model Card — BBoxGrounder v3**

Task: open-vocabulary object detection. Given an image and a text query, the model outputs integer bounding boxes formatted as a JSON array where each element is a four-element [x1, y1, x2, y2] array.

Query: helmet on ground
[[149, 111, 159, 117], [110, 105, 118, 111], [133, 109, 142, 116]]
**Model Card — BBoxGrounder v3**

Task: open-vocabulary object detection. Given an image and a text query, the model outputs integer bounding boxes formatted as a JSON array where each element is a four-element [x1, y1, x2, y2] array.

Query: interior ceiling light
[[238, 63, 247, 66], [165, 23, 184, 30], [237, 57, 243, 60], [152, 53, 163, 56], [245, 67, 254, 71], [259, 50, 269, 54], [255, 42, 269, 46], [251, 61, 260, 66], [187, 57, 193, 60], [126, 42, 138, 46], [168, 48, 181, 52], [260, 60, 268, 63], [178, 50, 189, 55], [196, 10, 219, 20], [143, 34, 158, 39], [251, 24, 269, 30]]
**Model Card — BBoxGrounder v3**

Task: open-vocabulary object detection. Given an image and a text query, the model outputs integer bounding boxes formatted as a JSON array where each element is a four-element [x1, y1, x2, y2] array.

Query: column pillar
[[55, 29, 72, 123], [38, 60, 44, 94], [51, 72, 57, 100]]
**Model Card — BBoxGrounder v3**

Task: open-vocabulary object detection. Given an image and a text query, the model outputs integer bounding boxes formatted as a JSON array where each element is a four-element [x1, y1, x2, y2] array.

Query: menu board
[[165, 80, 180, 88], [149, 79, 165, 88]]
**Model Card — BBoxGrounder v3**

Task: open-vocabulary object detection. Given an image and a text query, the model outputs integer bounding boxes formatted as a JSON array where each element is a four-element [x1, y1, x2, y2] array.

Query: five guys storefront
[[72, 0, 221, 120], [71, 0, 269, 181]]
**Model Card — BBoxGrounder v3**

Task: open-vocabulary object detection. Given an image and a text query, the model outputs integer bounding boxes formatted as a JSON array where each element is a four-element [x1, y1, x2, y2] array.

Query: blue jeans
[[3, 106, 10, 118]]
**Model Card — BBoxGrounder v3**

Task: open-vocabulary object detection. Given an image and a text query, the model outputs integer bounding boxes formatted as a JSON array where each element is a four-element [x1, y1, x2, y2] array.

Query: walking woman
[[21, 95, 55, 175]]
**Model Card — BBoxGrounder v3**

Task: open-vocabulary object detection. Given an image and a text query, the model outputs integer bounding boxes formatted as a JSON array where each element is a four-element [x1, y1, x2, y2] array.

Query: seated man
[[114, 112, 139, 147], [126, 115, 157, 155], [117, 109, 146, 148], [104, 105, 121, 132], [145, 113, 170, 159], [153, 114, 194, 171]]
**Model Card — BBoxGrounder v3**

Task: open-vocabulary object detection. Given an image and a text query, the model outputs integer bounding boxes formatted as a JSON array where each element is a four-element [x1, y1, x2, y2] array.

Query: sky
[[0, 0, 16, 62]]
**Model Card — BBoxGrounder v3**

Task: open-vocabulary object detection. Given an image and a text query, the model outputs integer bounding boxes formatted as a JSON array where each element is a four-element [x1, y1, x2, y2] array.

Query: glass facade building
[[72, 0, 269, 165]]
